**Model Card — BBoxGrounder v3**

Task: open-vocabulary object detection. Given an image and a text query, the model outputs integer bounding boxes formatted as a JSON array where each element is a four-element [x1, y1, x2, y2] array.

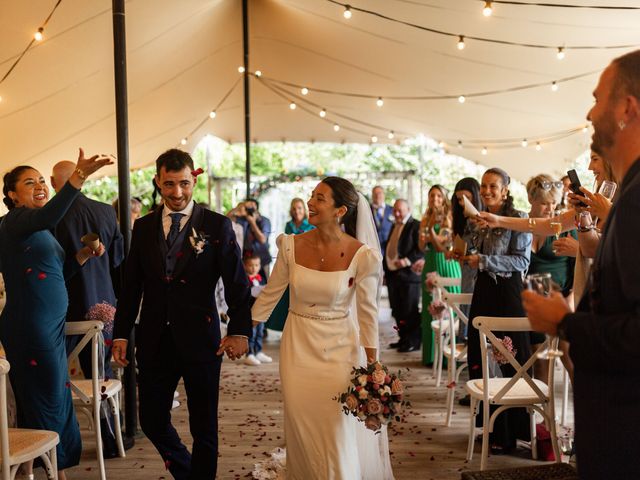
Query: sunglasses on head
[[538, 180, 563, 191]]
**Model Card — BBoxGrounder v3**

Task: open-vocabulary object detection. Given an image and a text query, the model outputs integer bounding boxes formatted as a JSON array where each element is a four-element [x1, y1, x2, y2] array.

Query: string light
[[582, 125, 589, 133], [289, 101, 297, 110], [457, 35, 465, 50], [343, 5, 352, 19], [34, 28, 44, 42], [371, 135, 378, 143], [557, 47, 565, 60], [238, 66, 245, 73], [482, 1, 493, 17], [521, 139, 528, 147], [319, 108, 327, 118], [209, 110, 217, 119], [255, 70, 262, 77], [388, 131, 395, 140], [481, 146, 488, 155], [301, 87, 309, 95], [180, 138, 188, 145], [458, 140, 463, 148], [458, 95, 466, 104], [551, 81, 558, 92], [334, 124, 341, 132], [535, 142, 542, 151], [376, 97, 384, 107]]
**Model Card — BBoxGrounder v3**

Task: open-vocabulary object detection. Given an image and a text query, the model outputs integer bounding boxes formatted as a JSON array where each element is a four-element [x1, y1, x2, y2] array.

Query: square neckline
[[291, 235, 366, 273]]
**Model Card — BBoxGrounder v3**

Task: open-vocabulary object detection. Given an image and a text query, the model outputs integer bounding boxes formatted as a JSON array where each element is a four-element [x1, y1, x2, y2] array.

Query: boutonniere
[[189, 228, 209, 256]]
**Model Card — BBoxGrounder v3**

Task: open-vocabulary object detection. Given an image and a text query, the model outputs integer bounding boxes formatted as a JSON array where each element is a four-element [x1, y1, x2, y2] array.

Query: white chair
[[465, 316, 561, 471], [430, 276, 461, 386], [66, 321, 125, 480], [441, 291, 473, 426], [0, 358, 59, 480]]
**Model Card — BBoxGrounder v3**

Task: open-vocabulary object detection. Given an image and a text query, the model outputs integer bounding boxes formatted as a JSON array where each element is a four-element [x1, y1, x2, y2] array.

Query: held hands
[[410, 258, 425, 274], [521, 290, 571, 336], [217, 336, 249, 360], [112, 339, 129, 367]]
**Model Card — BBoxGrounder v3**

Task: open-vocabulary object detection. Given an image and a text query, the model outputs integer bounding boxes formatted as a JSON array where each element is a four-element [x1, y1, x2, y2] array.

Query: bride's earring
[[619, 120, 627, 131]]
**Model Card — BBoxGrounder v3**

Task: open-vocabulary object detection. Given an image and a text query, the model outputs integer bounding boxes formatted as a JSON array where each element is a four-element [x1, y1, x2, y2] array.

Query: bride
[[252, 177, 394, 479]]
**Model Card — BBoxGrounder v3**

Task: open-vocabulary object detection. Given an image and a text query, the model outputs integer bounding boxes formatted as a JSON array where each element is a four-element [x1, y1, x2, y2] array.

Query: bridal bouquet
[[336, 362, 408, 433]]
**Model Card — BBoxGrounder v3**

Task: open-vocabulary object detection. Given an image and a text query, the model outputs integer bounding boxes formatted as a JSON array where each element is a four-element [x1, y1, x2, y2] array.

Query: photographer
[[235, 199, 272, 279]]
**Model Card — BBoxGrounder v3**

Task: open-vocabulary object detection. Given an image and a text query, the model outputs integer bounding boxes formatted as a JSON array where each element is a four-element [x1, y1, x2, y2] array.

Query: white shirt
[[162, 200, 194, 239], [385, 213, 412, 271]]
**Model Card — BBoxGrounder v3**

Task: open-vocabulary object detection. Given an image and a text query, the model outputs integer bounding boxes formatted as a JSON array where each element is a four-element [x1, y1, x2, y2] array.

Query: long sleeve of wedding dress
[[252, 234, 289, 323], [354, 248, 382, 349]]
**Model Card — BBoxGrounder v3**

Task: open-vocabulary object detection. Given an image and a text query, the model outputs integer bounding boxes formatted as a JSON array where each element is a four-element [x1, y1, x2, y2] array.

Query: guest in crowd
[[524, 174, 577, 384], [237, 198, 272, 279], [113, 196, 142, 231], [51, 160, 125, 457], [384, 199, 423, 352], [243, 254, 272, 366], [417, 185, 461, 366], [0, 150, 112, 479], [370, 185, 394, 254], [284, 197, 315, 234], [523, 50, 640, 480], [462, 167, 532, 454]]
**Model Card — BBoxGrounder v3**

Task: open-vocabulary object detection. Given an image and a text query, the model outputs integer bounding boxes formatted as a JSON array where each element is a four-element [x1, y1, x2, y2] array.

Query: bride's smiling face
[[307, 182, 344, 227]]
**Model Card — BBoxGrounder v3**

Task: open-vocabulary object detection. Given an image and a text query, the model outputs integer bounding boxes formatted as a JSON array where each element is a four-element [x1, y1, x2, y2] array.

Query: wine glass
[[524, 273, 563, 359], [549, 219, 562, 240], [593, 180, 617, 228]]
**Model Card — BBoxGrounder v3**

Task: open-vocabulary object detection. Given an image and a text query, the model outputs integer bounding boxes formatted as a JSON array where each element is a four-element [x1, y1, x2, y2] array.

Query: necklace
[[316, 231, 345, 263]]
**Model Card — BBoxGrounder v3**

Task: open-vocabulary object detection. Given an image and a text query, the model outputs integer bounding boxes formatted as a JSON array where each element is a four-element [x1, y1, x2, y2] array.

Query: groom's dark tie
[[167, 212, 185, 247]]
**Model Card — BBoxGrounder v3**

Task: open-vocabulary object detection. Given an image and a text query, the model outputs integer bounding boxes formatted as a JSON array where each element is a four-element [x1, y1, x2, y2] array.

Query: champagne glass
[[549, 219, 563, 240], [524, 273, 563, 359]]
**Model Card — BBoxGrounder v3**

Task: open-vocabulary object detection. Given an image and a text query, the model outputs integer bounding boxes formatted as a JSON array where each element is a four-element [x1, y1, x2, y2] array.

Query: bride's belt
[[289, 309, 349, 321]]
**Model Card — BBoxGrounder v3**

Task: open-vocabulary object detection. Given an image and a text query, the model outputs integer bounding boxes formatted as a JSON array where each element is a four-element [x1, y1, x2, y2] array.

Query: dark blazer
[[372, 204, 394, 252], [113, 203, 252, 366], [55, 193, 124, 322], [561, 158, 640, 480], [383, 217, 422, 283]]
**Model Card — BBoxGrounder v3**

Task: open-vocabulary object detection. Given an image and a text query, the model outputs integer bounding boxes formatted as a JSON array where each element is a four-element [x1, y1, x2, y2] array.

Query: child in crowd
[[243, 254, 272, 366]]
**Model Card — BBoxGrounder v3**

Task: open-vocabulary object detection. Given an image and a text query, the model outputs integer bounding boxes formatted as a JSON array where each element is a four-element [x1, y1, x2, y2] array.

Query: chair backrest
[[442, 292, 473, 326], [0, 359, 11, 478], [433, 276, 461, 289], [472, 316, 557, 404], [65, 321, 104, 403]]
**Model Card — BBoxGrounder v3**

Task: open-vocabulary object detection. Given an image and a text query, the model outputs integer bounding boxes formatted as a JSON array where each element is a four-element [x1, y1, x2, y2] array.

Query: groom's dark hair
[[155, 149, 194, 174]]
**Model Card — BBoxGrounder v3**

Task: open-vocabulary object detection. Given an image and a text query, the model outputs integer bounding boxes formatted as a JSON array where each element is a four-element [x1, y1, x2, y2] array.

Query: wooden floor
[[55, 301, 573, 480]]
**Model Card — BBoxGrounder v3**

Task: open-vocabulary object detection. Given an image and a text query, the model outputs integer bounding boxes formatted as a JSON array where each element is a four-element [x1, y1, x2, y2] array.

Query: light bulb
[[238, 66, 245, 73], [180, 138, 187, 145], [255, 70, 262, 77], [457, 35, 465, 50], [319, 109, 327, 118], [208, 111, 216, 119], [376, 97, 384, 107], [551, 81, 558, 92], [536, 142, 542, 151], [34, 28, 44, 42], [557, 47, 565, 60], [301, 87, 309, 95], [343, 6, 352, 19], [289, 102, 296, 110], [458, 140, 463, 148], [371, 135, 378, 143], [458, 95, 466, 104], [482, 1, 493, 17], [438, 141, 445, 148], [521, 139, 528, 147], [481, 147, 488, 155], [388, 131, 394, 140], [333, 124, 340, 132], [582, 125, 589, 133]]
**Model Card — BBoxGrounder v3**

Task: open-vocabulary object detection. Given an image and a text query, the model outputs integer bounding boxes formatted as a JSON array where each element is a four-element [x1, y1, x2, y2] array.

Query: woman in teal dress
[[418, 185, 461, 366], [268, 198, 315, 331], [0, 151, 111, 479]]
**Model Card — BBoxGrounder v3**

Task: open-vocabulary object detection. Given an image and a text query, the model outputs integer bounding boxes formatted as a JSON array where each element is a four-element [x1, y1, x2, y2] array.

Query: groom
[[112, 149, 252, 479]]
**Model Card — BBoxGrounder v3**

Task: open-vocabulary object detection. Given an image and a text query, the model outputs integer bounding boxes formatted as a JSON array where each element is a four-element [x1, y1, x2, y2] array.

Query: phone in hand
[[567, 169, 587, 207]]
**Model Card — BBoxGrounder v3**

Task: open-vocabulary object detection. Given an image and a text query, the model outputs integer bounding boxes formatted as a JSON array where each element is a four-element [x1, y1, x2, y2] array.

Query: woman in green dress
[[418, 185, 461, 366]]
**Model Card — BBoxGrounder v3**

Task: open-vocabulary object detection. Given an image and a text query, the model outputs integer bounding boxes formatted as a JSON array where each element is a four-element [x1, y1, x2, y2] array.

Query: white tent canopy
[[1, 0, 639, 183]]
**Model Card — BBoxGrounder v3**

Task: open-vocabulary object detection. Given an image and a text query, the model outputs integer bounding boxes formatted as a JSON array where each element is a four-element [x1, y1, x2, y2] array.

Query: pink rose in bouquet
[[365, 415, 382, 432], [425, 272, 438, 292], [345, 394, 359, 412], [491, 336, 517, 365], [427, 299, 446, 319], [391, 378, 403, 395], [367, 398, 383, 415], [371, 369, 386, 385]]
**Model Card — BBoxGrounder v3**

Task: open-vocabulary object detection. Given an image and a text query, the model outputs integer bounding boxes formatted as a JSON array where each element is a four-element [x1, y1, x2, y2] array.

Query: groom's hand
[[217, 336, 249, 360], [112, 339, 129, 367]]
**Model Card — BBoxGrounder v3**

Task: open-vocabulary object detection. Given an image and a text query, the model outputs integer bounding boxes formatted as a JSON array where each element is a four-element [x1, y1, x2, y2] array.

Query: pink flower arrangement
[[491, 335, 517, 365], [336, 362, 409, 433], [425, 272, 438, 292], [428, 299, 447, 319], [85, 302, 116, 335]]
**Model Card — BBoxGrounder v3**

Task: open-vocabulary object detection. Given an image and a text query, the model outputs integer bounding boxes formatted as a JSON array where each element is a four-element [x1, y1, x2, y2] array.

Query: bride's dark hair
[[321, 176, 359, 237]]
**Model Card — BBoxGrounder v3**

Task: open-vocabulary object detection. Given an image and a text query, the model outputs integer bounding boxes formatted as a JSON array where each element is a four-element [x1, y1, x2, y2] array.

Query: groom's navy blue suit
[[114, 202, 252, 479]]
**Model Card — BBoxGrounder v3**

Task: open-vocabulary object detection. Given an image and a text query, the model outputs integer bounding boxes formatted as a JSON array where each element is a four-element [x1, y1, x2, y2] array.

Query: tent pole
[[242, 0, 251, 199], [112, 0, 137, 441]]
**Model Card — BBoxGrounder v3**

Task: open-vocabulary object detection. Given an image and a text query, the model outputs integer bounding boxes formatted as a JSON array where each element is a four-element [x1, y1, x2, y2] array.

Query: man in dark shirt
[[236, 198, 272, 279]]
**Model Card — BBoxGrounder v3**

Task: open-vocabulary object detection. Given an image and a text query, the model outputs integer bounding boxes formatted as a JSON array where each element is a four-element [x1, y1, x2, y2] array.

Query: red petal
[[104, 339, 113, 346], [37, 272, 47, 280], [25, 267, 32, 274], [29, 359, 37, 366], [176, 251, 184, 258]]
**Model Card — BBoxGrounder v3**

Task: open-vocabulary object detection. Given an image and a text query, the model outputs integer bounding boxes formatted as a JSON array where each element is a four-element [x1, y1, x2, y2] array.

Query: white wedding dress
[[252, 234, 394, 480]]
